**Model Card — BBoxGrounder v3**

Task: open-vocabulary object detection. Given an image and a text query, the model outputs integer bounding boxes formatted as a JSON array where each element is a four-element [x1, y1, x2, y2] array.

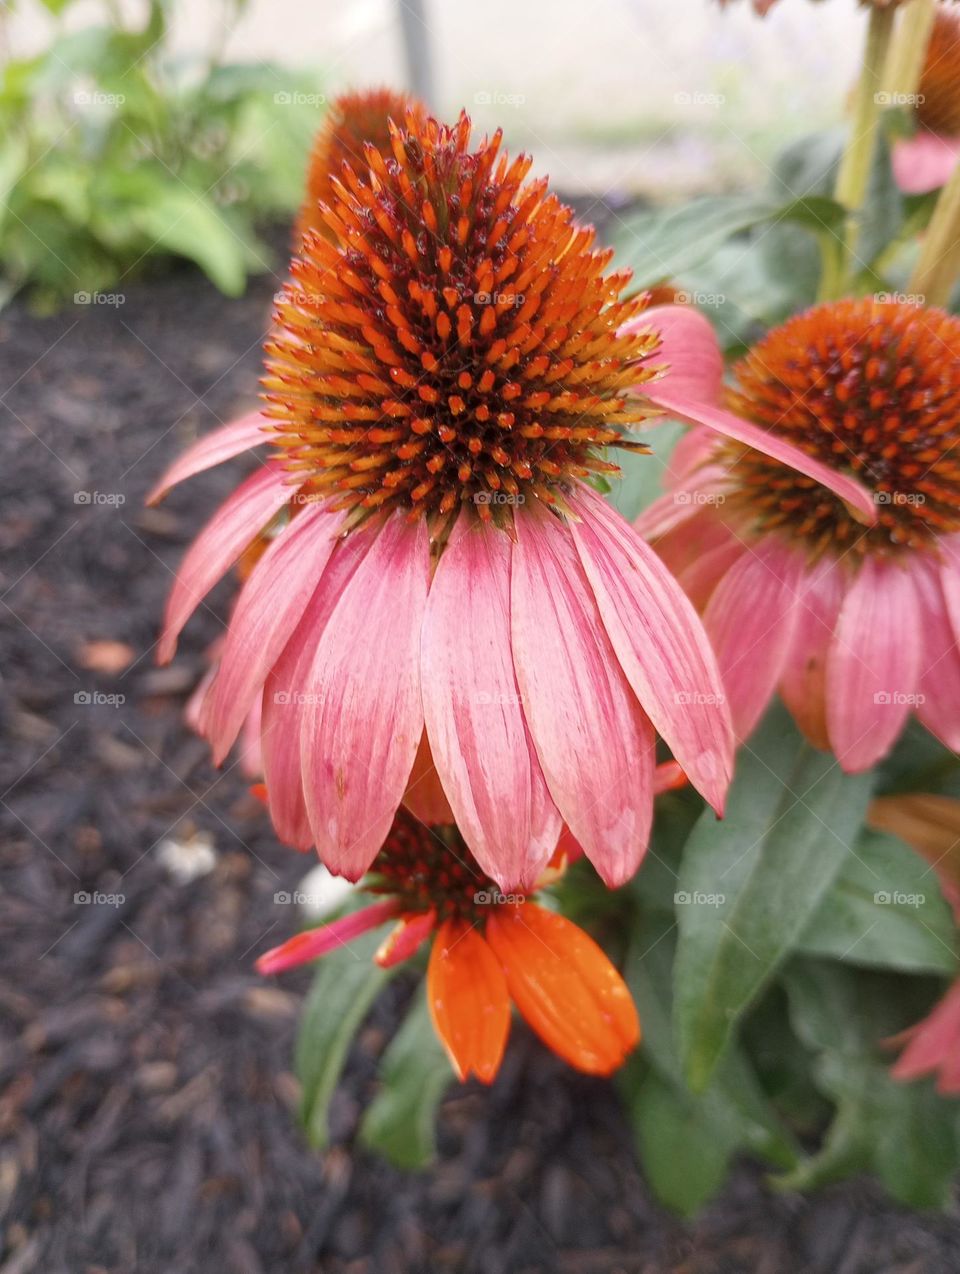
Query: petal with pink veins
[[511, 503, 657, 887], [826, 557, 922, 772], [421, 511, 562, 890], [158, 464, 291, 663], [300, 512, 430, 880], [911, 554, 960, 751], [779, 555, 848, 752], [261, 525, 378, 850], [703, 538, 807, 740], [891, 131, 960, 196], [568, 484, 733, 813], [147, 412, 270, 505], [204, 501, 342, 763]]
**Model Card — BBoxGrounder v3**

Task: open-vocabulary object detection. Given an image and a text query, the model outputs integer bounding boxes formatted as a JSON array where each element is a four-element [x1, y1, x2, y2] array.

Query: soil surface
[[4, 229, 960, 1274]]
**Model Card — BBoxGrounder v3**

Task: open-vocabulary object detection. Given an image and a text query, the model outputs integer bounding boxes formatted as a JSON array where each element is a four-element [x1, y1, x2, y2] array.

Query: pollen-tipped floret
[[264, 110, 658, 524]]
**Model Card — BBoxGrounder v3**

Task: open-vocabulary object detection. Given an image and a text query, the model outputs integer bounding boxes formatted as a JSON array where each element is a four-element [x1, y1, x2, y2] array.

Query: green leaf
[[779, 960, 960, 1207], [857, 131, 904, 273], [673, 704, 873, 1090], [121, 181, 251, 295], [626, 1067, 735, 1216], [799, 828, 957, 975], [768, 129, 844, 201], [359, 988, 451, 1169], [295, 926, 394, 1149], [612, 194, 782, 286]]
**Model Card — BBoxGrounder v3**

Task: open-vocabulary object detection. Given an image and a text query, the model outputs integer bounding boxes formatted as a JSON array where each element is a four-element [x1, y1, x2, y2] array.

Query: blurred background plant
[[0, 0, 321, 309]]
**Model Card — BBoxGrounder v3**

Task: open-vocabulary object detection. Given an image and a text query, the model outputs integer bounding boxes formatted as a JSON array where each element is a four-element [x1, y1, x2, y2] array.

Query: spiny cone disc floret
[[720, 298, 960, 559], [918, 9, 960, 137], [295, 89, 425, 244], [364, 810, 510, 924], [264, 110, 658, 523]]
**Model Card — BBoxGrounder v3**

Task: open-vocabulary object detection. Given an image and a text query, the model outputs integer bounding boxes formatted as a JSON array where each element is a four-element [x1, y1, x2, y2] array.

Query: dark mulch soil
[[3, 232, 960, 1274]]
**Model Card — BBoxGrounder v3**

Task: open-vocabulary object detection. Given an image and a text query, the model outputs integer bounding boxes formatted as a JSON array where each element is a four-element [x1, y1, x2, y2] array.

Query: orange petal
[[485, 902, 640, 1076], [374, 909, 436, 968], [426, 918, 510, 1084]]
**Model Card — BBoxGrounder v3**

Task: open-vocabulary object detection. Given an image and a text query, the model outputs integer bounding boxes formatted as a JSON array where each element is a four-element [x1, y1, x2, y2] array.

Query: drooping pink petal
[[633, 466, 732, 541], [645, 388, 877, 524], [238, 690, 264, 778], [568, 484, 733, 813], [204, 501, 342, 763], [421, 511, 561, 890], [301, 512, 430, 880], [626, 304, 724, 403], [703, 538, 807, 740], [779, 554, 848, 752], [908, 554, 960, 751], [158, 464, 291, 664], [891, 131, 960, 196], [675, 536, 747, 611], [255, 899, 401, 975], [374, 909, 437, 968], [261, 526, 379, 850], [147, 412, 270, 505], [511, 503, 657, 887], [665, 425, 723, 487], [825, 556, 922, 772], [890, 978, 960, 1094]]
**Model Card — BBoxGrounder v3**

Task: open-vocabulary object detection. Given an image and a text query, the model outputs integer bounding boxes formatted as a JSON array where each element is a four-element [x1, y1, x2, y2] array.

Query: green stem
[[832, 4, 897, 283], [907, 159, 960, 306], [883, 0, 936, 104]]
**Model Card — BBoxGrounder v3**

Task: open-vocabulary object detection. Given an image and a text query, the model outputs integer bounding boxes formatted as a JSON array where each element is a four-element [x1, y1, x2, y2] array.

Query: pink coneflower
[[892, 8, 960, 194], [635, 296, 960, 773], [257, 807, 640, 1082], [150, 110, 873, 890]]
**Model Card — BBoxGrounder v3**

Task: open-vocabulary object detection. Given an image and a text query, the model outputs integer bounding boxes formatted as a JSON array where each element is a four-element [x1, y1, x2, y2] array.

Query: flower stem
[[883, 0, 936, 104], [832, 4, 897, 279], [907, 159, 960, 306]]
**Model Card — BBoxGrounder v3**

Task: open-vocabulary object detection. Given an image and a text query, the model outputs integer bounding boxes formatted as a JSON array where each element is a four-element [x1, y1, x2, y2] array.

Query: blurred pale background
[[7, 0, 863, 195]]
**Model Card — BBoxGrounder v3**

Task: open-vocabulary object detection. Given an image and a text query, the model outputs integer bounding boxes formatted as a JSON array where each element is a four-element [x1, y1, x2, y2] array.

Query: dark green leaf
[[673, 704, 873, 1090], [799, 829, 957, 975], [359, 988, 451, 1169], [295, 926, 394, 1149]]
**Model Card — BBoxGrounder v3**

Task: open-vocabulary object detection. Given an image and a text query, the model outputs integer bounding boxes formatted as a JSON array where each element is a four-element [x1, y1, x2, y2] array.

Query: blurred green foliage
[[0, 0, 323, 308]]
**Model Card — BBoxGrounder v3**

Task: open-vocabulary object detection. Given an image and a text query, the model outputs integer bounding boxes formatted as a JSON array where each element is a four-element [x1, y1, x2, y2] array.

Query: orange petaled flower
[[256, 808, 641, 1083], [294, 88, 426, 245]]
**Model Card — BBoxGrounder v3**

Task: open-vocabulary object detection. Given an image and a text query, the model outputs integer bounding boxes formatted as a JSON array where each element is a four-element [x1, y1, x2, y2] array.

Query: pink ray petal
[[826, 556, 922, 772], [421, 511, 561, 891], [626, 304, 725, 403], [910, 554, 960, 751], [511, 503, 657, 887], [703, 538, 807, 740], [665, 426, 723, 487], [676, 536, 747, 611], [646, 388, 877, 524], [568, 484, 733, 813], [891, 131, 960, 196], [256, 899, 401, 975], [375, 909, 437, 968], [204, 501, 342, 763], [890, 979, 960, 1087], [301, 512, 430, 880], [158, 464, 291, 664], [779, 554, 848, 752], [238, 690, 264, 778], [147, 412, 270, 505], [261, 526, 378, 850]]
